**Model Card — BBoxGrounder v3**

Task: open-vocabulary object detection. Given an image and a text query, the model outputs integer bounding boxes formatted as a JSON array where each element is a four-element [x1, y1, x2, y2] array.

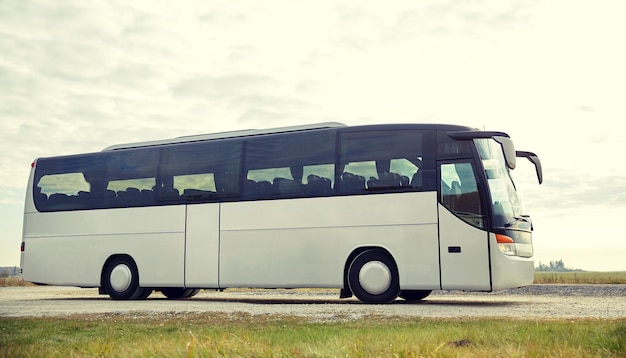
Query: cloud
[[2, 0, 626, 271], [172, 74, 279, 99], [383, 0, 537, 42], [520, 169, 626, 216]]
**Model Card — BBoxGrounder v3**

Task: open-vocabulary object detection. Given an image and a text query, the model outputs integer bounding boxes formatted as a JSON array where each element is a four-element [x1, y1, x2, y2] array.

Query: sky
[[1, 1, 625, 271]]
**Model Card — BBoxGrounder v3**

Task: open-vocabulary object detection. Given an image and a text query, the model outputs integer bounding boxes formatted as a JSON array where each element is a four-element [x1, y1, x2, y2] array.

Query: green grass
[[534, 271, 626, 284], [1, 313, 624, 357]]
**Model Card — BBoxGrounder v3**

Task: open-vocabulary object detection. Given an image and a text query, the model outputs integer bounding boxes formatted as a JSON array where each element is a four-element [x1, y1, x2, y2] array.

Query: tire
[[161, 288, 200, 299], [347, 249, 400, 304], [102, 256, 147, 300], [400, 290, 432, 301], [136, 288, 154, 300], [186, 289, 201, 298]]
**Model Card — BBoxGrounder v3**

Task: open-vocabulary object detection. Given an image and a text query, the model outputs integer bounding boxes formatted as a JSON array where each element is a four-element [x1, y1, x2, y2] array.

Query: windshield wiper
[[504, 215, 533, 230]]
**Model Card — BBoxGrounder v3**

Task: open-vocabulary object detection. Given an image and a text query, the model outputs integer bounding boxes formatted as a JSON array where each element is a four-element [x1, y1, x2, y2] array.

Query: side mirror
[[516, 151, 543, 184], [494, 136, 516, 170]]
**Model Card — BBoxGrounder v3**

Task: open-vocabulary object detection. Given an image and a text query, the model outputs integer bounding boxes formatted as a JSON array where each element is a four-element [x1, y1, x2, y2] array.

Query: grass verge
[[1, 313, 624, 357], [0, 277, 34, 287], [534, 271, 626, 284]]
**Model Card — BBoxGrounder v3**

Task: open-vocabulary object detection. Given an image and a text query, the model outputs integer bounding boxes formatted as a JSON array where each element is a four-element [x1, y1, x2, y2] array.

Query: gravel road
[[1, 285, 624, 320]]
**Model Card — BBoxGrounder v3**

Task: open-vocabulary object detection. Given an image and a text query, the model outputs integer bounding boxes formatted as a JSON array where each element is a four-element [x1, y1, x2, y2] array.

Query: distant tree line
[[535, 260, 582, 272], [0, 267, 20, 277]]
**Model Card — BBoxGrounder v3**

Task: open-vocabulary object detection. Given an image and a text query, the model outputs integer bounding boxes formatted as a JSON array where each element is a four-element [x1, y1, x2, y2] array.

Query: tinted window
[[34, 149, 160, 211], [33, 127, 441, 211], [162, 140, 242, 202], [35, 154, 107, 211], [339, 130, 435, 194], [242, 130, 336, 199], [104, 148, 159, 207], [440, 162, 484, 228]]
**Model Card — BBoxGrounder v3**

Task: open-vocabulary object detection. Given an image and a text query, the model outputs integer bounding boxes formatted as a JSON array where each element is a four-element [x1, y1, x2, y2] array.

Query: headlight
[[496, 234, 517, 256]]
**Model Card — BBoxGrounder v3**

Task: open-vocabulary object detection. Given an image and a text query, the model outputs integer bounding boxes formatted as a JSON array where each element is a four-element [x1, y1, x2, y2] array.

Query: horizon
[[2, 1, 626, 271]]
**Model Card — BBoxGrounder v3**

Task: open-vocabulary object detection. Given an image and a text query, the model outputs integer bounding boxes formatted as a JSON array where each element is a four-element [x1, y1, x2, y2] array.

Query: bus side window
[[305, 174, 332, 195], [339, 130, 431, 194], [174, 173, 217, 200], [163, 140, 243, 203], [339, 171, 366, 193], [107, 178, 156, 207], [440, 162, 484, 228], [339, 161, 372, 193], [37, 173, 91, 210], [245, 167, 290, 199], [33, 186, 47, 208], [302, 163, 335, 196], [243, 130, 336, 200]]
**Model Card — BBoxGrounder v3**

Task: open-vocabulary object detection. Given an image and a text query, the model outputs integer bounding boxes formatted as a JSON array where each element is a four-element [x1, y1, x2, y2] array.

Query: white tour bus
[[20, 123, 542, 303]]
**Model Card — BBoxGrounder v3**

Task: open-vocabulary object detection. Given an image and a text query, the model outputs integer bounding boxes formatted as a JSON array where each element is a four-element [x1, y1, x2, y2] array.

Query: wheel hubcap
[[110, 264, 132, 292], [359, 260, 391, 295]]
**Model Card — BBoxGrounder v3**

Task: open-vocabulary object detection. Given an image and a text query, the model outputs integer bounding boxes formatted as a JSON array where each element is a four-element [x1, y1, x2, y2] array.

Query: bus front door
[[438, 162, 491, 291]]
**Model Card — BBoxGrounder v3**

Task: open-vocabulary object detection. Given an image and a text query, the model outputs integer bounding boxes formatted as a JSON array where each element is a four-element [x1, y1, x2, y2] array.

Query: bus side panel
[[219, 225, 439, 288], [219, 192, 440, 289], [184, 204, 220, 288], [21, 233, 185, 287], [438, 206, 491, 290], [21, 206, 186, 287]]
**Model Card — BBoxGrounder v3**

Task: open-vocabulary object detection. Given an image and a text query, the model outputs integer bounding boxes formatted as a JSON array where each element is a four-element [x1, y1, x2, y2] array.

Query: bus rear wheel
[[161, 288, 200, 299], [103, 256, 150, 300], [347, 249, 400, 304]]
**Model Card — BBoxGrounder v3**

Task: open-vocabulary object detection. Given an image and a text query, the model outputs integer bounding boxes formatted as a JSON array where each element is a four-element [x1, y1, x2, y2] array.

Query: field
[[2, 272, 625, 356], [533, 271, 626, 284], [1, 313, 625, 357]]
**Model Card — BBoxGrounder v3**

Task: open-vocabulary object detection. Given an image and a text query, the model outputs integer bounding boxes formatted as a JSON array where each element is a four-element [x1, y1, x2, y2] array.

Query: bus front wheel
[[399, 290, 432, 301], [103, 256, 151, 300], [160, 288, 200, 299], [347, 250, 400, 304]]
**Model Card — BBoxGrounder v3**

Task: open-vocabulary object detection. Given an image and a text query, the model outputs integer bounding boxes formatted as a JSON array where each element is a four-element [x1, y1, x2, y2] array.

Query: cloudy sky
[[1, 1, 625, 271]]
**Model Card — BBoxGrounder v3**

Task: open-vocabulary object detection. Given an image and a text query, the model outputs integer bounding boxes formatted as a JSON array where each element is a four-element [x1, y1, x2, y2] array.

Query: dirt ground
[[1, 285, 624, 320]]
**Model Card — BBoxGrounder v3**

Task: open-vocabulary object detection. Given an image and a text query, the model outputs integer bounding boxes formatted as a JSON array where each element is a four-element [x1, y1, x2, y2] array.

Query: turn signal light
[[496, 234, 514, 243], [496, 234, 517, 256]]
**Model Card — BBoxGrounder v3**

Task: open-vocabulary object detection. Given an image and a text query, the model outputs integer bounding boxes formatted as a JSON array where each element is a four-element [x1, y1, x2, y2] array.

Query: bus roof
[[102, 122, 347, 151], [102, 122, 478, 151]]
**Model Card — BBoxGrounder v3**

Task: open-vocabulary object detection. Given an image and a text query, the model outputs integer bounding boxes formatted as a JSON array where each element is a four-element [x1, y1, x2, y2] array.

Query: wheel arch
[[341, 246, 399, 298]]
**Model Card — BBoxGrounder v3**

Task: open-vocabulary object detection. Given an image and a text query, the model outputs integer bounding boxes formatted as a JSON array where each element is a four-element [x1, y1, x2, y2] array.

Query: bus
[[20, 123, 543, 303]]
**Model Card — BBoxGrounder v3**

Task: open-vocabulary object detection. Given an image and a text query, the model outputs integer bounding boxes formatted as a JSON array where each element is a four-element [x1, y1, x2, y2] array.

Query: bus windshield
[[475, 138, 530, 231]]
